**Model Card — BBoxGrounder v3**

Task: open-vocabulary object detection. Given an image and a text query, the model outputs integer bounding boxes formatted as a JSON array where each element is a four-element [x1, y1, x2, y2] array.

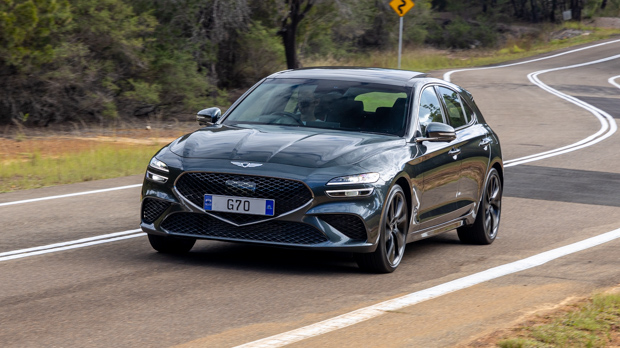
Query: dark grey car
[[141, 68, 503, 273]]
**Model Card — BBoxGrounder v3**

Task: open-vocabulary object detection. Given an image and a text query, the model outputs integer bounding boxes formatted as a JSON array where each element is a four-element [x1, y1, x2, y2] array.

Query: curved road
[[1, 39, 620, 347]]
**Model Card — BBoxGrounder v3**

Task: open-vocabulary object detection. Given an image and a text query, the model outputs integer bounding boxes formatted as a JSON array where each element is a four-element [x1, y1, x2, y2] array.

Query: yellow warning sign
[[389, 0, 414, 17]]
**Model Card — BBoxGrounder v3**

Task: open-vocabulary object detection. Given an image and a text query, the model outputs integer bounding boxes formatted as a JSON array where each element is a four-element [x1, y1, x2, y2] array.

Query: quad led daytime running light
[[146, 157, 169, 183], [326, 173, 380, 185]]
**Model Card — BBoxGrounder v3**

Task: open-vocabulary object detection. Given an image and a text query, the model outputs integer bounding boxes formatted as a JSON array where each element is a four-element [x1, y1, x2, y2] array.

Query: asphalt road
[[1, 39, 620, 348]]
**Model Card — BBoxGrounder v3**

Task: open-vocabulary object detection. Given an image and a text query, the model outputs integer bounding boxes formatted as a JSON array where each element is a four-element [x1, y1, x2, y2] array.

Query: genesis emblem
[[231, 161, 263, 168]]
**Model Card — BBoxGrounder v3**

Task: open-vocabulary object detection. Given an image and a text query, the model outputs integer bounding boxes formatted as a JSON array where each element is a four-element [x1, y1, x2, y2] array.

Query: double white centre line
[[445, 39, 620, 168], [0, 229, 144, 262]]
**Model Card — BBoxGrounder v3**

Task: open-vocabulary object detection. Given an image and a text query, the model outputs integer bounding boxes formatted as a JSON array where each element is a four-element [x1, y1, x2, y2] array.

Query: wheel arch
[[395, 176, 412, 221], [491, 161, 504, 187]]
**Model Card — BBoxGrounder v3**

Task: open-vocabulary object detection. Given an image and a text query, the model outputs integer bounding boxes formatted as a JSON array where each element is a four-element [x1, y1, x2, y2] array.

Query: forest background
[[1, 0, 619, 127]]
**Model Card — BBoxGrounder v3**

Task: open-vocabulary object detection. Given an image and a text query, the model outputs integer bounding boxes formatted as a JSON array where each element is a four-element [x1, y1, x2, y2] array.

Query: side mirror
[[196, 107, 222, 126], [415, 122, 456, 143]]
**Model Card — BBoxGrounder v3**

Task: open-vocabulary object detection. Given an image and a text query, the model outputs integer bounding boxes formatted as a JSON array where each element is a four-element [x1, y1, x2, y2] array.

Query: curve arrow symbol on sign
[[398, 0, 406, 14]]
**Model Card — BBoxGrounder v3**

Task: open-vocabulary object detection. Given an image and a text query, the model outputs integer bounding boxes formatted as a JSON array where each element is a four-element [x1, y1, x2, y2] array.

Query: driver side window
[[418, 87, 445, 134]]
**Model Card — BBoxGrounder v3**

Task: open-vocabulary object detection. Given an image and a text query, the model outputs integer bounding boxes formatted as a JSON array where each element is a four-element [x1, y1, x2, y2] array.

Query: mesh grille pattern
[[142, 198, 171, 224], [320, 214, 367, 240], [160, 213, 328, 245], [175, 172, 313, 224]]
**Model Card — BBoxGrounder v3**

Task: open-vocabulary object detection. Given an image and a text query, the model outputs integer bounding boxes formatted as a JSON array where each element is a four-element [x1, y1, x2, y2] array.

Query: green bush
[[427, 17, 498, 49], [234, 22, 285, 85]]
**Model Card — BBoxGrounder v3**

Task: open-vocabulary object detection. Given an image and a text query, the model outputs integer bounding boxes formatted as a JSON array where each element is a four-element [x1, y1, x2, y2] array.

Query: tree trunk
[[550, 0, 557, 22], [511, 0, 519, 18], [571, 0, 582, 21], [278, 0, 315, 70], [281, 22, 299, 69], [530, 0, 538, 22], [601, 0, 607, 9]]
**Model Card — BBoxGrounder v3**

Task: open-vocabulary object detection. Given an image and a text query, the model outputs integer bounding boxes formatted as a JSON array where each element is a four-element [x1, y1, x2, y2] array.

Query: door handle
[[448, 148, 461, 155], [479, 138, 492, 147]]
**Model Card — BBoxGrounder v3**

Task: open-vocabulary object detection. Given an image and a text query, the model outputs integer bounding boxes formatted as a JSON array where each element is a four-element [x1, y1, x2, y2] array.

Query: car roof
[[267, 67, 426, 86]]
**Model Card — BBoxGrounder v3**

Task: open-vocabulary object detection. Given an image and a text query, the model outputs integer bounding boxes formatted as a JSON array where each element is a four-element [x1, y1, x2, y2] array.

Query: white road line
[[443, 38, 620, 83], [444, 41, 620, 168], [0, 184, 142, 207], [235, 227, 620, 348], [0, 229, 141, 258], [504, 55, 619, 167], [0, 231, 145, 262], [610, 75, 620, 89]]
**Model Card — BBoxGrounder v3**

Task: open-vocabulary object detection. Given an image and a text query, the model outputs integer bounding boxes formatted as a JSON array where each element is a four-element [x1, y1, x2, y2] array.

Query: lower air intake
[[142, 198, 171, 224], [320, 214, 367, 240], [161, 213, 328, 245]]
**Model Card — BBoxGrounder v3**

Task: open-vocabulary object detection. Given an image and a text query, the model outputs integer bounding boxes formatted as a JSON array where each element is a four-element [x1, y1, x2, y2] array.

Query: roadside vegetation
[[495, 292, 620, 348], [0, 140, 165, 192], [309, 22, 620, 72], [2, 0, 620, 127]]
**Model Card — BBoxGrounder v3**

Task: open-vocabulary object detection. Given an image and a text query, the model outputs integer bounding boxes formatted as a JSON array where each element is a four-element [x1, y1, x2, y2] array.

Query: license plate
[[204, 195, 275, 216]]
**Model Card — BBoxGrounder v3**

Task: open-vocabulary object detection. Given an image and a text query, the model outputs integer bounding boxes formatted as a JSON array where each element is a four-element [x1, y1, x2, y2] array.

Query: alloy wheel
[[483, 173, 502, 240], [384, 190, 407, 267]]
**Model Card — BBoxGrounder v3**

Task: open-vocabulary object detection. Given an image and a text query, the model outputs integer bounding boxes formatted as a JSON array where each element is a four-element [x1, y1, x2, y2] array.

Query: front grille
[[142, 198, 172, 224], [160, 213, 328, 245], [175, 172, 313, 224], [320, 214, 367, 240]]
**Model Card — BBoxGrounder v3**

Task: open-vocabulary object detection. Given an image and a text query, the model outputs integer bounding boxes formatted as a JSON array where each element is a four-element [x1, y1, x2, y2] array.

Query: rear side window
[[418, 87, 444, 133], [462, 100, 476, 122], [438, 86, 467, 128]]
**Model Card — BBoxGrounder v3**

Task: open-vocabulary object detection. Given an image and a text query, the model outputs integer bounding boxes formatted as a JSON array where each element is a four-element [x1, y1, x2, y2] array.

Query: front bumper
[[140, 167, 386, 253]]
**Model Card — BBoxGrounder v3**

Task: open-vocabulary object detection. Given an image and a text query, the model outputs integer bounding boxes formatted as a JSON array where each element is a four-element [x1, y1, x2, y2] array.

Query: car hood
[[169, 125, 405, 168]]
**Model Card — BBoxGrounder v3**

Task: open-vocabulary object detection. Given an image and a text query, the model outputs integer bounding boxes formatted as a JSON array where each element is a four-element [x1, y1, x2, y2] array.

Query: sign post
[[389, 0, 415, 69]]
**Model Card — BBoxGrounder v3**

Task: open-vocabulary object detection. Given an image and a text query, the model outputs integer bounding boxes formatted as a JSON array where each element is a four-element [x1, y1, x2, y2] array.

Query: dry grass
[[464, 289, 620, 348], [305, 25, 620, 72], [0, 122, 196, 192]]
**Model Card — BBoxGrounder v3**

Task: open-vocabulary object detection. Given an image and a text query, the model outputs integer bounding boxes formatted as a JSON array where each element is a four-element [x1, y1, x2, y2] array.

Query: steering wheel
[[270, 111, 303, 125]]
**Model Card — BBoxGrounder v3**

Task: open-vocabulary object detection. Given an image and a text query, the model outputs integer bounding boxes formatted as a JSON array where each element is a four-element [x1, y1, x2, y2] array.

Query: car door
[[436, 86, 491, 215], [413, 86, 463, 229]]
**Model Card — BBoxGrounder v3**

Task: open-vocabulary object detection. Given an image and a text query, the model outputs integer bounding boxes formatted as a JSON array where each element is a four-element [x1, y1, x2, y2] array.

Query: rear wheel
[[355, 184, 408, 273], [148, 234, 196, 254], [457, 168, 502, 245]]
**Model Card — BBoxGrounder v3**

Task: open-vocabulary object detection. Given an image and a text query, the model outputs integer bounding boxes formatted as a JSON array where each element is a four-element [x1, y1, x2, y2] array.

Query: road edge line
[[235, 228, 620, 348], [0, 184, 142, 207]]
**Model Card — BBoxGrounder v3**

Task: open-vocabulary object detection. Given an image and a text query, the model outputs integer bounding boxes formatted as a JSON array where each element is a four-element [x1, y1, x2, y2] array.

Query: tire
[[457, 168, 502, 245], [355, 184, 408, 273], [148, 234, 196, 254]]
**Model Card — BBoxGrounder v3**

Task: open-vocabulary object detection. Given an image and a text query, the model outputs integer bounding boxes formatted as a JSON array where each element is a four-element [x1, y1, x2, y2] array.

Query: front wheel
[[148, 234, 196, 254], [457, 168, 502, 245], [355, 184, 408, 273]]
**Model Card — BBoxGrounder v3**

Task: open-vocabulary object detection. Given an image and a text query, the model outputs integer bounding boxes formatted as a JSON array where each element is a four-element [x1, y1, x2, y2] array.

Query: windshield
[[223, 78, 410, 136]]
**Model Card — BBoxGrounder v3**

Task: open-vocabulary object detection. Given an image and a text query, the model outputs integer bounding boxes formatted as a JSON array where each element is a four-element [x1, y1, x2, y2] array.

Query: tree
[[0, 0, 71, 68], [278, 0, 315, 69]]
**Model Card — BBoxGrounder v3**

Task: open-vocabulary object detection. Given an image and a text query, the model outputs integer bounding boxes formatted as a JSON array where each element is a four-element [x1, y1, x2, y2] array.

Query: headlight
[[148, 157, 169, 173], [327, 173, 380, 185], [145, 171, 168, 183]]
